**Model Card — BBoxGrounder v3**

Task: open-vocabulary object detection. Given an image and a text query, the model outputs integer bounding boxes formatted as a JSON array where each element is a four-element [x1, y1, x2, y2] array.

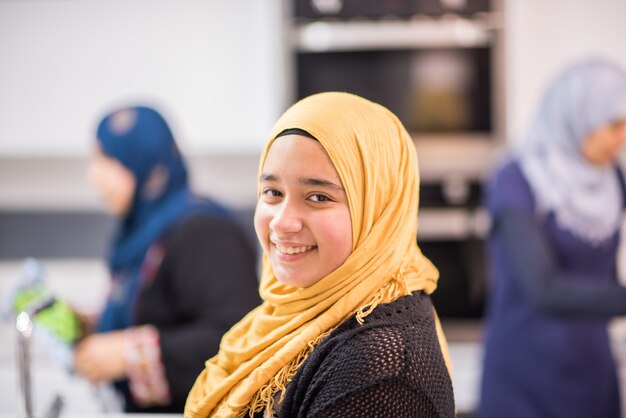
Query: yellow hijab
[[185, 92, 450, 418]]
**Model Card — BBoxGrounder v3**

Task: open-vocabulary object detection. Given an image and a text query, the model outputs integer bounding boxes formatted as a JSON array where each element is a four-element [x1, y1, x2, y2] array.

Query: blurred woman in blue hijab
[[477, 58, 626, 418], [73, 105, 260, 413]]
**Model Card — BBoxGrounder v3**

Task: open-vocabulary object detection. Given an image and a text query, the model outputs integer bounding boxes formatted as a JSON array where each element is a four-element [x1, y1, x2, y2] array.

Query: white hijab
[[518, 58, 626, 244]]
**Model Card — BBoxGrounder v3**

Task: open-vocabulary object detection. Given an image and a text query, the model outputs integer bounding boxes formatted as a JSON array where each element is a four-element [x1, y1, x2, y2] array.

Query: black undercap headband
[[275, 128, 318, 141]]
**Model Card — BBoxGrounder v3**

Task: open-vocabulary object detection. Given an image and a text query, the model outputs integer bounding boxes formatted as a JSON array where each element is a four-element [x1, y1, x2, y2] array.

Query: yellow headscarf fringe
[[355, 271, 410, 325], [242, 274, 410, 418], [243, 327, 335, 418]]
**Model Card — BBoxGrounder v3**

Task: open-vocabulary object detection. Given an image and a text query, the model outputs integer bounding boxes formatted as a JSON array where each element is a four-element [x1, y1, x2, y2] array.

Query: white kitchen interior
[[1, 0, 626, 417]]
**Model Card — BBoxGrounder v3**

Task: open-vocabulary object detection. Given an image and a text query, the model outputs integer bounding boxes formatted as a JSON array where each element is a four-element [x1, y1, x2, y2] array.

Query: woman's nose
[[269, 201, 303, 234]]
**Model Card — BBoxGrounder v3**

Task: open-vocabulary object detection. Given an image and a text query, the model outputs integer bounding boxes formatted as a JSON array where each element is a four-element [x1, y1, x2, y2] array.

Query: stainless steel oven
[[287, 0, 505, 317]]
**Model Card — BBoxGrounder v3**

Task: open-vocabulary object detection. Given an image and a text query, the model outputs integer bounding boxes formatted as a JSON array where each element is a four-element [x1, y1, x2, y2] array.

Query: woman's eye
[[309, 194, 331, 202], [262, 188, 282, 198]]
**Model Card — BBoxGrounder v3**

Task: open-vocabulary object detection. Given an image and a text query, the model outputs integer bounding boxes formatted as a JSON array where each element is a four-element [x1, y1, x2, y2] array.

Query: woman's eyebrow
[[299, 177, 344, 191], [259, 173, 344, 191], [259, 173, 277, 182]]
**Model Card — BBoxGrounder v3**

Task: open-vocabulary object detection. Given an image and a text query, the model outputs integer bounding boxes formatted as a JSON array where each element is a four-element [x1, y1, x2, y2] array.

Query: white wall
[[504, 0, 626, 144], [0, 0, 286, 156], [3, 1, 626, 209]]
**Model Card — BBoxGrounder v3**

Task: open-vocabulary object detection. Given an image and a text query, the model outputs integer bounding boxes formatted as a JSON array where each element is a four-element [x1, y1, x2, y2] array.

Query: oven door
[[297, 47, 492, 136]]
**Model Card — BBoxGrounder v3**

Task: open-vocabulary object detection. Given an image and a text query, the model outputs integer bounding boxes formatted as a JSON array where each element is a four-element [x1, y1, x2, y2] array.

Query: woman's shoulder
[[166, 211, 246, 244], [285, 293, 454, 416], [158, 210, 256, 264], [486, 158, 535, 214], [488, 158, 528, 195], [315, 293, 444, 382]]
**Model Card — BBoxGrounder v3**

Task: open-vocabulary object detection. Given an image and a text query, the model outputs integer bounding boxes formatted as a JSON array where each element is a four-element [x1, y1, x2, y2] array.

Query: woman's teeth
[[276, 244, 315, 255]]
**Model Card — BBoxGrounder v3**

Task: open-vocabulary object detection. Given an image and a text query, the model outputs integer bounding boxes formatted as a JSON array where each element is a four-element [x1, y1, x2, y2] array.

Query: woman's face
[[581, 117, 626, 166], [87, 147, 136, 216], [254, 134, 353, 288]]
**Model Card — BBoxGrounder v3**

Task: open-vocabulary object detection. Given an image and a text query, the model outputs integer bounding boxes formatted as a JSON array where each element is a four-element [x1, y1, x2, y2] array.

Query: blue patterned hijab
[[517, 58, 626, 244], [96, 105, 230, 331]]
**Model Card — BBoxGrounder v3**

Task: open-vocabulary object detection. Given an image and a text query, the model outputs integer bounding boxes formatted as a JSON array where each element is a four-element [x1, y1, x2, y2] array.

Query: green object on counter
[[13, 282, 82, 344]]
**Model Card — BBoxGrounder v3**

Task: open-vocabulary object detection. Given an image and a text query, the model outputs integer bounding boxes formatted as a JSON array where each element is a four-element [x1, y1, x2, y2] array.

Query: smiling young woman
[[254, 133, 352, 289], [185, 92, 455, 418]]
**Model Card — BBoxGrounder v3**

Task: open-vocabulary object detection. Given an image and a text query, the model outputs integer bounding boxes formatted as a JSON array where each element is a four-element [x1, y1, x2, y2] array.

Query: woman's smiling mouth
[[275, 244, 316, 255]]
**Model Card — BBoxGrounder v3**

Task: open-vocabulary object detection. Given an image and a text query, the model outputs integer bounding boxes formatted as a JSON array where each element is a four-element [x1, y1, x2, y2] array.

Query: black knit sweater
[[275, 291, 455, 418]]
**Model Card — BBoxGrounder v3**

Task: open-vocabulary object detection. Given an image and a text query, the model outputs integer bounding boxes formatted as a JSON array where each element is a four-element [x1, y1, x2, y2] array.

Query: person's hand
[[75, 310, 98, 335], [74, 331, 126, 383]]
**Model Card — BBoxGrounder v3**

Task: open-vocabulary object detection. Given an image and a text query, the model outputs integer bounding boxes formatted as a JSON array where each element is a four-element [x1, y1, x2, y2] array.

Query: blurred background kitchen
[[1, 0, 626, 416]]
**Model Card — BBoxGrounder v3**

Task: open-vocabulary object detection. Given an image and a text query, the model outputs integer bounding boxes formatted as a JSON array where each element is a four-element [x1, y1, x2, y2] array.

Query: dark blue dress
[[477, 160, 625, 418]]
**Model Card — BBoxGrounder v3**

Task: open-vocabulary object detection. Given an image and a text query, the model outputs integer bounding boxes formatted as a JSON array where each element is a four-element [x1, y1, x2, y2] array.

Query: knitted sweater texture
[[275, 291, 455, 418]]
